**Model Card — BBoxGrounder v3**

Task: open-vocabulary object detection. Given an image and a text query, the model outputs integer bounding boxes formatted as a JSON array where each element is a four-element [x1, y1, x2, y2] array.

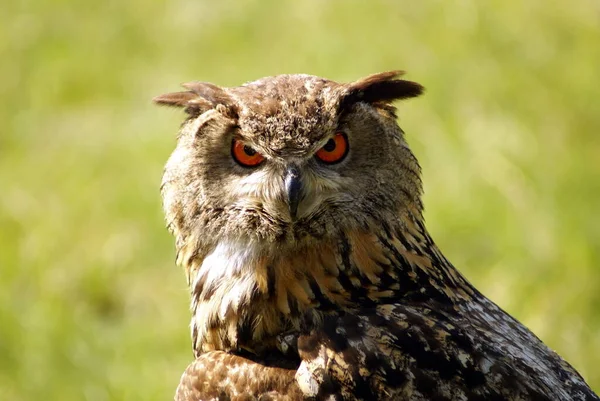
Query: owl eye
[[315, 133, 349, 164], [232, 139, 265, 167]]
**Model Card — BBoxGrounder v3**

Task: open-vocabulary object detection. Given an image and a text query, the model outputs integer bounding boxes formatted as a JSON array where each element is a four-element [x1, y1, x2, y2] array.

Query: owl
[[155, 71, 599, 400]]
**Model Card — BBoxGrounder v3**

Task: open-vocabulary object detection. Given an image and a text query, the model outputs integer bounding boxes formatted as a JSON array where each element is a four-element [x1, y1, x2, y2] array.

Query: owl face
[[158, 72, 423, 256]]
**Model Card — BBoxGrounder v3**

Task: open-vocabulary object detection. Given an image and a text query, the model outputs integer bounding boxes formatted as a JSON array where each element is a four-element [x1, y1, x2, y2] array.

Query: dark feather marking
[[237, 316, 253, 345], [267, 264, 276, 297], [339, 234, 352, 272], [308, 279, 338, 312], [413, 370, 446, 400], [320, 314, 350, 354], [287, 294, 301, 318]]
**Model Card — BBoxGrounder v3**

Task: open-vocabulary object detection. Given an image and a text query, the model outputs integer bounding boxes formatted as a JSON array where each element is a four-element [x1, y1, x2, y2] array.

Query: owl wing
[[175, 305, 598, 401], [295, 304, 598, 401], [175, 351, 303, 401]]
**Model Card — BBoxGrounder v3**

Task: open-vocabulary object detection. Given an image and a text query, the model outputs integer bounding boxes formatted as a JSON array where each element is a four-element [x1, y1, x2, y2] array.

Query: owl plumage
[[155, 72, 599, 400]]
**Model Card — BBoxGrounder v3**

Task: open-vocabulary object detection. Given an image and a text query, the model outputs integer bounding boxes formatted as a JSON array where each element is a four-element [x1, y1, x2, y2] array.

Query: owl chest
[[189, 241, 327, 354], [187, 235, 405, 354]]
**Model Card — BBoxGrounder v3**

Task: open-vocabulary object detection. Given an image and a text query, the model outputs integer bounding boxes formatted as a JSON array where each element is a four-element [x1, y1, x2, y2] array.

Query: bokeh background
[[2, 0, 599, 399]]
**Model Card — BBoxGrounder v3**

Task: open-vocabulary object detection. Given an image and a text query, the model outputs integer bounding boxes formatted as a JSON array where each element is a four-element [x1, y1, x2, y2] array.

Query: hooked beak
[[284, 165, 303, 220]]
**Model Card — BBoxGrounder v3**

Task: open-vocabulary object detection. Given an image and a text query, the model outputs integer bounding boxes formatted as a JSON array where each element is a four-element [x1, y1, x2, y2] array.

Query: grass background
[[1, 0, 599, 399]]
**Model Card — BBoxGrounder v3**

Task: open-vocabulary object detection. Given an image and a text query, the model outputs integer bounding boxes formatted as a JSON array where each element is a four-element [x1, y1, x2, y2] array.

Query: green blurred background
[[1, 0, 599, 399]]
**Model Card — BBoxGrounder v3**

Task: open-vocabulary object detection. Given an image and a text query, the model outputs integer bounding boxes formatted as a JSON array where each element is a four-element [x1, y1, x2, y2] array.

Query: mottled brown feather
[[156, 71, 599, 401]]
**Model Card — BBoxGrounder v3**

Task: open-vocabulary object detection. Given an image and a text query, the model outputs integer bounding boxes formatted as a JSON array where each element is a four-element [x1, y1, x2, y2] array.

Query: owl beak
[[284, 165, 303, 220]]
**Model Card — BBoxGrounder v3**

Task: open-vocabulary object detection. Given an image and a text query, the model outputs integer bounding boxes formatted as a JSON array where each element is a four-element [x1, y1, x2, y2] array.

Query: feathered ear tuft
[[153, 82, 237, 116], [340, 70, 424, 111]]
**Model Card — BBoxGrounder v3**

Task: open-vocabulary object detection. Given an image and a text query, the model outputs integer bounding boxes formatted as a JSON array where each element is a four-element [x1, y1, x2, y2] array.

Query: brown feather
[[155, 71, 599, 401], [176, 351, 302, 401]]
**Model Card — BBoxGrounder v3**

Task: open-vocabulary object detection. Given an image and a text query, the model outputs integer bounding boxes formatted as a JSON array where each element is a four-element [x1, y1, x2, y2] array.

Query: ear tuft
[[341, 70, 424, 110], [153, 82, 236, 116], [153, 91, 205, 107], [181, 82, 235, 107]]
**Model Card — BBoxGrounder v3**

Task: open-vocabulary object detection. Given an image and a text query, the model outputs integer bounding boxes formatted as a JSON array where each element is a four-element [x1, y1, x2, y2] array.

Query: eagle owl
[[155, 71, 599, 400]]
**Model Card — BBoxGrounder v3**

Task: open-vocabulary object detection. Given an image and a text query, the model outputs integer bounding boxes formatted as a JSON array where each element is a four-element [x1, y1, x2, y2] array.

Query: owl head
[[155, 71, 424, 351], [157, 71, 423, 258]]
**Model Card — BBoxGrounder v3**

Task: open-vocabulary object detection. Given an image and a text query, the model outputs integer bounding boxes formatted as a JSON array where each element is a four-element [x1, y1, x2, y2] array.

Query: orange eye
[[232, 139, 265, 167], [315, 133, 349, 164]]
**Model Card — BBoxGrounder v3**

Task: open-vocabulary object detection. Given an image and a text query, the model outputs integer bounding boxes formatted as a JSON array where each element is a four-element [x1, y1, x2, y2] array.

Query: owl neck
[[185, 208, 478, 354]]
